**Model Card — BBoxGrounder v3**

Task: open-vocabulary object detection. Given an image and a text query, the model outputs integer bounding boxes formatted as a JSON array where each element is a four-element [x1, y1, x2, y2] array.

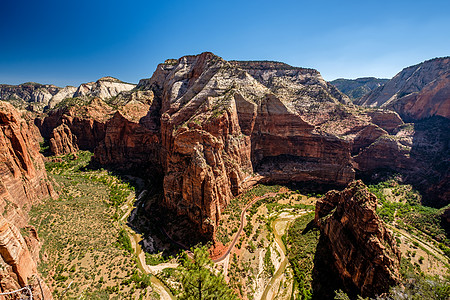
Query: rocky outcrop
[[331, 77, 389, 101], [358, 57, 450, 121], [49, 124, 78, 156], [0, 101, 54, 298], [315, 180, 401, 297], [0, 216, 52, 299], [1, 77, 136, 111], [37, 97, 115, 153]]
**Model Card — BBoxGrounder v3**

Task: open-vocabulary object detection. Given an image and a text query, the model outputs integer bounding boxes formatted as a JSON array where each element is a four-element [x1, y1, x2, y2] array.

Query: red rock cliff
[[0, 101, 54, 298], [315, 180, 401, 297]]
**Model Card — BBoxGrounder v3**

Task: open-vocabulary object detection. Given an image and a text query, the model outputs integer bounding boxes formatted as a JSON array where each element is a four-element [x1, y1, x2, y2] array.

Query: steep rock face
[[135, 53, 369, 237], [0, 101, 54, 298], [36, 53, 447, 239], [49, 124, 79, 156], [94, 108, 161, 173], [0, 216, 52, 299], [358, 57, 450, 121], [0, 83, 60, 104], [331, 77, 388, 101], [315, 180, 401, 297], [366, 110, 403, 134], [354, 117, 450, 207]]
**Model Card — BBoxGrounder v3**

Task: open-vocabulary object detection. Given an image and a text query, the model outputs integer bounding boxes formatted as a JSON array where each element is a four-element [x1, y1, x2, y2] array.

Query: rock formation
[[315, 180, 401, 297], [331, 77, 388, 101], [0, 101, 54, 298], [37, 97, 115, 152], [49, 123, 79, 156], [358, 57, 450, 121], [34, 52, 448, 238], [0, 77, 136, 111]]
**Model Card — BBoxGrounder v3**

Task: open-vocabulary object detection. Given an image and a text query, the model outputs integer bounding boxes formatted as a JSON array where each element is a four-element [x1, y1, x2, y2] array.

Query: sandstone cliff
[[35, 52, 447, 239], [315, 180, 401, 297], [138, 53, 365, 237], [37, 97, 115, 153], [0, 101, 54, 298], [0, 77, 136, 111], [358, 57, 450, 121]]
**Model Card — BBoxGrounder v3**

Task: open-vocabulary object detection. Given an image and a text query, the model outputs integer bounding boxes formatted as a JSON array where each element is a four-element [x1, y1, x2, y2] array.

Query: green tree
[[177, 246, 238, 300]]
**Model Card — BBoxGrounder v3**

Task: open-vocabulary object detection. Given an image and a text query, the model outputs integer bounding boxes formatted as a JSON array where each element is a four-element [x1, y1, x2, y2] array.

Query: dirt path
[[212, 192, 279, 263], [159, 192, 280, 264]]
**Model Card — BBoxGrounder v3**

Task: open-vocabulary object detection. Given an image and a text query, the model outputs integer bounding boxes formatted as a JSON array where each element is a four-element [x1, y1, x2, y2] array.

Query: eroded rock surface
[[315, 180, 401, 297], [0, 101, 54, 298], [34, 52, 448, 238], [1, 77, 135, 111], [49, 123, 79, 156]]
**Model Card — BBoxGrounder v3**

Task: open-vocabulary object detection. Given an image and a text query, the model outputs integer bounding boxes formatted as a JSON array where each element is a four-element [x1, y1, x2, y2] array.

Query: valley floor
[[31, 151, 449, 299]]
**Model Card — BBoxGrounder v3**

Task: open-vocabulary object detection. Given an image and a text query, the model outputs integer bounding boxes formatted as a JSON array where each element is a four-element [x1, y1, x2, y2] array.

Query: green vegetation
[[176, 246, 238, 300], [216, 184, 282, 245], [145, 252, 170, 266], [263, 248, 275, 276], [369, 179, 449, 249], [117, 229, 133, 253], [30, 151, 148, 299], [391, 258, 450, 299], [286, 212, 320, 299], [52, 97, 89, 110]]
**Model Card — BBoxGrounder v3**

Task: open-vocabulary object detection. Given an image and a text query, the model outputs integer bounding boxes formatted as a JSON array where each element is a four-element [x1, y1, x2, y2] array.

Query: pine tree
[[177, 246, 238, 300]]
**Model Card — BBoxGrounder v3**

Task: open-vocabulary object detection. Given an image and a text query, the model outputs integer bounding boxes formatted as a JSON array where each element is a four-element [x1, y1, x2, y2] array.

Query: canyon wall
[[35, 52, 448, 238], [358, 57, 450, 121], [0, 101, 54, 298]]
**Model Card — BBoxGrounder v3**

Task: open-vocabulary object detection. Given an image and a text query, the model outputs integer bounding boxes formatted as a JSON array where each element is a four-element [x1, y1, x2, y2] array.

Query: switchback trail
[[160, 192, 280, 263]]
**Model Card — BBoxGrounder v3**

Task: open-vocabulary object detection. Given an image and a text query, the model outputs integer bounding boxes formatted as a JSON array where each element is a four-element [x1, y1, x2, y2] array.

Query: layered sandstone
[[34, 52, 447, 238], [315, 180, 401, 297], [0, 101, 54, 298], [358, 57, 450, 121], [93, 53, 437, 236], [139, 53, 364, 237]]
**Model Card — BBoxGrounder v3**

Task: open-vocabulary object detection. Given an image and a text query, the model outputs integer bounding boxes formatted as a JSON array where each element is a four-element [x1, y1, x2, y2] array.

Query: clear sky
[[1, 0, 449, 86]]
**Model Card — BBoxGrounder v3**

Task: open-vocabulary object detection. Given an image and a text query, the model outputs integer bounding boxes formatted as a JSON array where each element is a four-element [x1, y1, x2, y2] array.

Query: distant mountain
[[357, 57, 450, 121], [330, 77, 388, 101], [0, 77, 135, 111]]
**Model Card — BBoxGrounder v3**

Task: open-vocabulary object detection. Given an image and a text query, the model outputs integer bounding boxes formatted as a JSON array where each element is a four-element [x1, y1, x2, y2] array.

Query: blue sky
[[1, 0, 449, 86]]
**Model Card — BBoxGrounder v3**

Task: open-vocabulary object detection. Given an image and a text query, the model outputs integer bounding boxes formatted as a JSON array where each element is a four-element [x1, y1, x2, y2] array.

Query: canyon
[[0, 52, 448, 298], [357, 57, 450, 121], [32, 52, 449, 238]]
